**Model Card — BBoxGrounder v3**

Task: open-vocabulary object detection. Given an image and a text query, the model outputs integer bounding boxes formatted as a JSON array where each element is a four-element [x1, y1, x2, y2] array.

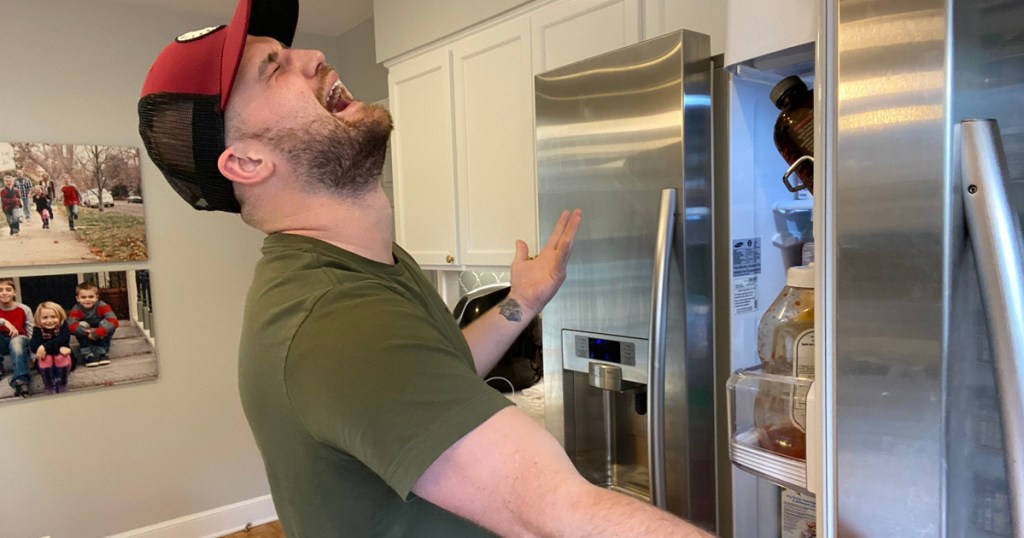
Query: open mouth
[[324, 79, 354, 114]]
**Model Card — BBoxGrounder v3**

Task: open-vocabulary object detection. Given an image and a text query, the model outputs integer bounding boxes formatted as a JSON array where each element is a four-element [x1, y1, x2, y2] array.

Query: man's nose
[[290, 48, 328, 79]]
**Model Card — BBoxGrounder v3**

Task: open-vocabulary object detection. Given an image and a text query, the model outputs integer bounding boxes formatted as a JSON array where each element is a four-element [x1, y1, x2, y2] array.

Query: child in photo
[[0, 278, 34, 397], [32, 186, 50, 229], [68, 282, 119, 367], [30, 302, 72, 394], [1, 175, 23, 236]]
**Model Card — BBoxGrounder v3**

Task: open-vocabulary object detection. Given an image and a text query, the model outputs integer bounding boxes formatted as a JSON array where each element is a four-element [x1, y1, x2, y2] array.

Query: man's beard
[[246, 105, 394, 198]]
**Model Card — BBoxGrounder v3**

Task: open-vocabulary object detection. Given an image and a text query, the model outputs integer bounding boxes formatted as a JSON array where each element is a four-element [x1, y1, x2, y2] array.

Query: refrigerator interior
[[721, 43, 817, 538]]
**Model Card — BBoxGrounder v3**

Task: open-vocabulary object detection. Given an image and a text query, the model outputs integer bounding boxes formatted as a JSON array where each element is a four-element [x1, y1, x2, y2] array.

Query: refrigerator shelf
[[730, 429, 810, 494], [726, 366, 813, 493]]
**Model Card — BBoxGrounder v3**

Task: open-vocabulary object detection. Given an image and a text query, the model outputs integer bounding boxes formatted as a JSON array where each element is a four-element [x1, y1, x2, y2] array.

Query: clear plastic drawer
[[727, 366, 812, 493]]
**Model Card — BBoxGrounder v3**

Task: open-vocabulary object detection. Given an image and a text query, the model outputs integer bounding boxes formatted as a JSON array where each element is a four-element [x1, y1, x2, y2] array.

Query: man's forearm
[[461, 295, 536, 377], [519, 481, 716, 538]]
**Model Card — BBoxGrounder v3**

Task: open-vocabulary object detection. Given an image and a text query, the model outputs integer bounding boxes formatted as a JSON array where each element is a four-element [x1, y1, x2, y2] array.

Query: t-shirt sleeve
[[285, 283, 513, 500]]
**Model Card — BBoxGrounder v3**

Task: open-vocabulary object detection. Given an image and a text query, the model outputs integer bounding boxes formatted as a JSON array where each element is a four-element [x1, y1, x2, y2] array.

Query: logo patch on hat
[[176, 25, 226, 43]]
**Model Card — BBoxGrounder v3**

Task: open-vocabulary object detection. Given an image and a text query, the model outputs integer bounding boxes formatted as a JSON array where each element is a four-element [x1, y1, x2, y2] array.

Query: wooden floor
[[221, 521, 285, 538]]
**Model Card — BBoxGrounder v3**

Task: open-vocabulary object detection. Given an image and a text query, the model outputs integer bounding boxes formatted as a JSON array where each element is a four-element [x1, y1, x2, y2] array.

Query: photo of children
[[0, 142, 147, 268], [0, 270, 157, 401]]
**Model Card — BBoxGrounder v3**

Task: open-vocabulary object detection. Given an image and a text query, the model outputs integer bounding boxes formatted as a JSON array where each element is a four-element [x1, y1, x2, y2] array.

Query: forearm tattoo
[[498, 298, 523, 322]]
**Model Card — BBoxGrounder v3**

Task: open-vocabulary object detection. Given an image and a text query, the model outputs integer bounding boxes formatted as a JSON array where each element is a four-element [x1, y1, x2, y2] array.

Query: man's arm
[[412, 405, 715, 537], [462, 209, 581, 376]]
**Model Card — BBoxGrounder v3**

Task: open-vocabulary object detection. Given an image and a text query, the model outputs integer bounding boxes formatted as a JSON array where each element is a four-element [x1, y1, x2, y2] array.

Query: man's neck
[[267, 184, 396, 264]]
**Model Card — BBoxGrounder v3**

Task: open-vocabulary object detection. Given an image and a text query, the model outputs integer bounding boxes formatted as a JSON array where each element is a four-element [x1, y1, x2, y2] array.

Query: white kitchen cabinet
[[452, 18, 537, 266], [724, 0, 816, 66], [388, 48, 459, 266], [642, 0, 727, 55], [531, 0, 641, 75]]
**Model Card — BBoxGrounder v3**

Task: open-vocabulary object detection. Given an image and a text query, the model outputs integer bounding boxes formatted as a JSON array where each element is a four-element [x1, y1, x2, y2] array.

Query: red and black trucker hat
[[138, 0, 299, 213]]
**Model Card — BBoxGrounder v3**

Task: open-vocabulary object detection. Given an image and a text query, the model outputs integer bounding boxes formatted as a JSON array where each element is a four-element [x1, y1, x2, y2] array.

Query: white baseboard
[[107, 495, 277, 538]]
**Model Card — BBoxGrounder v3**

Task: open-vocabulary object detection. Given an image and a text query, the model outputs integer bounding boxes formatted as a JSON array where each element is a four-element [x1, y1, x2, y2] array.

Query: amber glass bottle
[[771, 75, 815, 194]]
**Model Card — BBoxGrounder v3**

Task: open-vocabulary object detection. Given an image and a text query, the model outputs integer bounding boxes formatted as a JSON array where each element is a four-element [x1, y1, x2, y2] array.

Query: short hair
[[34, 301, 67, 325], [0, 278, 16, 290], [76, 282, 99, 295]]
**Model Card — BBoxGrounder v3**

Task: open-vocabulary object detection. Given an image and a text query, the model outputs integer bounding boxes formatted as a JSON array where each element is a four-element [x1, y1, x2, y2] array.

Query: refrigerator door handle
[[648, 188, 677, 509], [961, 118, 1024, 538]]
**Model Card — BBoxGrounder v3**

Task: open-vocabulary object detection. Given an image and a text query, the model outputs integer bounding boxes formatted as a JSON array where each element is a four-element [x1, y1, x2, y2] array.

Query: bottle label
[[790, 329, 815, 431], [794, 329, 815, 378]]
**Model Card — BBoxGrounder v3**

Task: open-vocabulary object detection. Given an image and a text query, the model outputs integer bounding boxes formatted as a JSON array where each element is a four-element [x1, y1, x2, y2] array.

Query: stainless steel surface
[[961, 119, 1024, 538], [710, 57, 733, 538], [647, 188, 677, 509], [833, 0, 1024, 535], [833, 0, 948, 534], [949, 5, 1024, 536], [536, 30, 715, 528], [589, 362, 624, 391], [817, 0, 838, 534]]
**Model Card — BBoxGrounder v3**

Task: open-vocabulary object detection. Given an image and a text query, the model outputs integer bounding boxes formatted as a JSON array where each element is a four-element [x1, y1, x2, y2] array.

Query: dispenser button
[[622, 343, 636, 366], [575, 336, 588, 357]]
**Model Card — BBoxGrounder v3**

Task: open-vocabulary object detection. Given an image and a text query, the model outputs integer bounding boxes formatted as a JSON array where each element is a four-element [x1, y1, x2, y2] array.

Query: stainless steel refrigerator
[[535, 30, 718, 530], [536, 1, 1024, 535]]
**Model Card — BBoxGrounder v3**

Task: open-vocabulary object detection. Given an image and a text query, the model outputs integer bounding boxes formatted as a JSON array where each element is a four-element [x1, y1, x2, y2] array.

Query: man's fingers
[[514, 239, 530, 262], [557, 210, 582, 255], [543, 210, 571, 251]]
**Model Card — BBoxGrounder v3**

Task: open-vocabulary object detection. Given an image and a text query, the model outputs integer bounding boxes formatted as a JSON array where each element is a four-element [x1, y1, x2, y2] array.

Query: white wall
[[373, 0, 534, 62], [0, 1, 344, 536]]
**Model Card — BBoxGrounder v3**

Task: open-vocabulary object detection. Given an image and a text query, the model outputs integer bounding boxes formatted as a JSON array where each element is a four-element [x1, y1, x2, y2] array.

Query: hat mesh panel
[[138, 94, 241, 213]]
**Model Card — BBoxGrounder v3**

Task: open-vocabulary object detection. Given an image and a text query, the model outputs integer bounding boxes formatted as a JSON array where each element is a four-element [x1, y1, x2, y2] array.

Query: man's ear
[[218, 141, 275, 185]]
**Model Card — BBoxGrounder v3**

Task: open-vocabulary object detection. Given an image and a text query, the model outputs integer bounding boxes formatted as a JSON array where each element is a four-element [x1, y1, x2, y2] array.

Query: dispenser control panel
[[574, 335, 636, 365], [562, 329, 648, 384]]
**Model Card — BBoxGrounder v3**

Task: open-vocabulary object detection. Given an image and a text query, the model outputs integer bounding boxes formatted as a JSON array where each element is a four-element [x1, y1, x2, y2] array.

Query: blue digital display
[[588, 337, 621, 363]]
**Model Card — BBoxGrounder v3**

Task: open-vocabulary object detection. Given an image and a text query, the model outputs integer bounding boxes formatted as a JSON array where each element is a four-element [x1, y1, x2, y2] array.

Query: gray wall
[[373, 0, 534, 62], [337, 17, 390, 103], [0, 1, 344, 536]]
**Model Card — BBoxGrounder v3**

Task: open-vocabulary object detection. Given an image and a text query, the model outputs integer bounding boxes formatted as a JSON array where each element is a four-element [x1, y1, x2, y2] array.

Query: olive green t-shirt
[[238, 234, 512, 537]]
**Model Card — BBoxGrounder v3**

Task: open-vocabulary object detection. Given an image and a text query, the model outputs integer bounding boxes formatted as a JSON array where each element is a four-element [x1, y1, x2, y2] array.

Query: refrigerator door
[[829, 0, 1024, 535], [535, 31, 716, 526]]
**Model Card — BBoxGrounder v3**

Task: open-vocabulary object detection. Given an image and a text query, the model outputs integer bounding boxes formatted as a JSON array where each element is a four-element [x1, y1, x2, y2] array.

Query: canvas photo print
[[0, 269, 157, 401], [0, 142, 147, 268]]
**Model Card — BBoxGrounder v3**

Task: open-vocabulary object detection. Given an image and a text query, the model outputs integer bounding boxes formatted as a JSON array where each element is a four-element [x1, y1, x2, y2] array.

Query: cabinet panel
[[452, 18, 537, 266], [388, 49, 459, 266], [643, 0, 727, 55], [531, 0, 641, 74], [725, 0, 816, 66]]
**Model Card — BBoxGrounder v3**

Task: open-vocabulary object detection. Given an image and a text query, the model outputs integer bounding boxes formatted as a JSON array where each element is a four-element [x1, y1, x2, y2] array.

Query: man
[[13, 167, 32, 223], [138, 1, 713, 536]]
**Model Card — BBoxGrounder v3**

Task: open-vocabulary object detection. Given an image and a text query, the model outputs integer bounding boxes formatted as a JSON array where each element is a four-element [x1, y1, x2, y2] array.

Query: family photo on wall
[[0, 269, 157, 401], [0, 141, 147, 267]]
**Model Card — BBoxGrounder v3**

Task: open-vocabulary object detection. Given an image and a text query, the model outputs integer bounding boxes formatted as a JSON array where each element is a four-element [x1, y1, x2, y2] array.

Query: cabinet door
[[531, 0, 641, 75], [724, 0, 816, 65], [643, 0, 727, 55], [452, 18, 537, 266], [388, 48, 460, 267]]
